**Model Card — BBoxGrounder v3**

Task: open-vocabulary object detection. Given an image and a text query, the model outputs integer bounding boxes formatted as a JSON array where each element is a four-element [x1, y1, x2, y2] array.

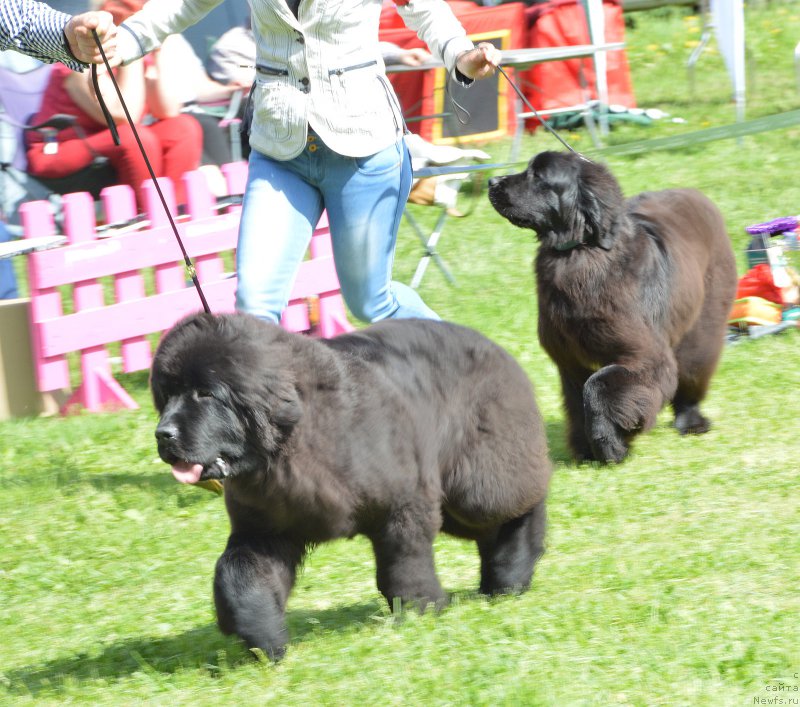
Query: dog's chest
[[539, 321, 604, 371], [538, 285, 619, 370], [227, 467, 356, 541]]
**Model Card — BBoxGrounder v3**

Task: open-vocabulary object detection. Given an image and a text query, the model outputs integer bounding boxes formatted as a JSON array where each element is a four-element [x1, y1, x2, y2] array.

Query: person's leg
[[25, 137, 96, 179], [147, 115, 203, 206], [321, 136, 439, 322], [26, 126, 160, 209], [235, 148, 323, 323]]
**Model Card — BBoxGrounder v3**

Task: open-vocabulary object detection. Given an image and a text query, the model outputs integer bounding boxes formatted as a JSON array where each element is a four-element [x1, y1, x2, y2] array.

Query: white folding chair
[[403, 134, 491, 289]]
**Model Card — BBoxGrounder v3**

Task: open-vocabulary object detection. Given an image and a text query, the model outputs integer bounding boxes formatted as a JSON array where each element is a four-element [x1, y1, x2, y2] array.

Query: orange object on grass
[[728, 296, 783, 327]]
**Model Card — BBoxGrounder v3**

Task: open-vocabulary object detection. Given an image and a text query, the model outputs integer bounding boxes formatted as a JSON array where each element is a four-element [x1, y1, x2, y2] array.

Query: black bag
[[240, 81, 256, 139]]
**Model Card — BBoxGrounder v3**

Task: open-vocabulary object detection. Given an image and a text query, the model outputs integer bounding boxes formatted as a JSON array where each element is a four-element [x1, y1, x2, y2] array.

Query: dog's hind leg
[[213, 533, 304, 661], [370, 502, 446, 612], [672, 397, 711, 435], [672, 265, 735, 435], [672, 349, 713, 435], [671, 329, 724, 435], [477, 498, 547, 596], [672, 230, 737, 435]]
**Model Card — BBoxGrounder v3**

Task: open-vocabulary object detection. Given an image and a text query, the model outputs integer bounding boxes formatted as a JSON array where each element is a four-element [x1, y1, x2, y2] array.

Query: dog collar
[[554, 240, 584, 251]]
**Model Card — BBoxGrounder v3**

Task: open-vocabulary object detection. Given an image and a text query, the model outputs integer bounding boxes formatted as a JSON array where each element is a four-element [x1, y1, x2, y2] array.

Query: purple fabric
[[746, 216, 798, 235]]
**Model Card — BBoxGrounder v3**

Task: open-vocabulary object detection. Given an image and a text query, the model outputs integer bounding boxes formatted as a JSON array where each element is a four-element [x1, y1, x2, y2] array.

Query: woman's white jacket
[[117, 0, 475, 160]]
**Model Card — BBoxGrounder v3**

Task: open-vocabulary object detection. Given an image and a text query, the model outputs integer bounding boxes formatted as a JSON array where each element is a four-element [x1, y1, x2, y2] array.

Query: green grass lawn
[[2, 3, 800, 705]]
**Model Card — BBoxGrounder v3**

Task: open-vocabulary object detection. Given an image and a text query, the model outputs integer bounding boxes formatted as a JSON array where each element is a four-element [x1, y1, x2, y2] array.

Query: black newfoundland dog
[[151, 313, 551, 659], [488, 150, 737, 463]]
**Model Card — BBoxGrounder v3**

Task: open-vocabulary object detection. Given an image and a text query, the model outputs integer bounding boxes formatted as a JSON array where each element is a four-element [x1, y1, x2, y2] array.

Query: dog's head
[[150, 312, 303, 485], [488, 151, 624, 251]]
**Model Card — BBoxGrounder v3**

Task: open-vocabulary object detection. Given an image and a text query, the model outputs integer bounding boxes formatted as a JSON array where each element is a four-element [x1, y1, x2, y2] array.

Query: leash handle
[[90, 63, 120, 145], [90, 30, 212, 315]]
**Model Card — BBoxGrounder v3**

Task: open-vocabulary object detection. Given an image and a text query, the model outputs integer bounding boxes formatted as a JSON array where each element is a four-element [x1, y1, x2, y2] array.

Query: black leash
[[90, 30, 211, 314], [446, 60, 584, 157], [495, 65, 581, 156]]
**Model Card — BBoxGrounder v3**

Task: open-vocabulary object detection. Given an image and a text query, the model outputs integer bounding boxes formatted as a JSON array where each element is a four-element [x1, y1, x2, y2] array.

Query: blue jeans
[[0, 222, 19, 300], [235, 131, 439, 323]]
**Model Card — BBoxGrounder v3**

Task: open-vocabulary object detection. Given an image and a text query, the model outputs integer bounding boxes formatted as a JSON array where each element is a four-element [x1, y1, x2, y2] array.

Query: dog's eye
[[196, 390, 214, 400], [530, 171, 549, 189]]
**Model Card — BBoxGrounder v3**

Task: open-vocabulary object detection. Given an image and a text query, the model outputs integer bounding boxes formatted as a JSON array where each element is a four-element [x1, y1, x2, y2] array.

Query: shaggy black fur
[[488, 150, 737, 463], [151, 313, 552, 659]]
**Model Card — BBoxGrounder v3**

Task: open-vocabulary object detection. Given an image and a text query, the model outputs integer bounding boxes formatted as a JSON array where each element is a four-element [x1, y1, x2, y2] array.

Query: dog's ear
[[234, 373, 303, 454], [270, 384, 303, 432], [262, 378, 302, 444], [577, 162, 623, 250], [580, 189, 615, 250], [552, 171, 585, 240]]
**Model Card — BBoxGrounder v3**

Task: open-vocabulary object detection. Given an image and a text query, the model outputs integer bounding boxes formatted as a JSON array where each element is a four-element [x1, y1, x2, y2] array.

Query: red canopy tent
[[523, 0, 636, 131], [379, 0, 636, 142], [380, 1, 527, 144]]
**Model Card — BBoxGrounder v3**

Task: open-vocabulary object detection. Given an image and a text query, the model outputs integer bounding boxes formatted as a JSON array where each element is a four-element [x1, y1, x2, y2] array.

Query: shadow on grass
[[87, 471, 178, 493], [5, 601, 384, 696], [5, 625, 233, 697], [544, 419, 572, 465], [5, 468, 185, 496]]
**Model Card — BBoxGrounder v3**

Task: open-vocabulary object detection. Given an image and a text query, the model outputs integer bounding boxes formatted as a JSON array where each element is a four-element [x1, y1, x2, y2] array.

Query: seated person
[[158, 33, 250, 167], [206, 18, 257, 94], [25, 0, 202, 210], [378, 42, 432, 68], [205, 18, 257, 162]]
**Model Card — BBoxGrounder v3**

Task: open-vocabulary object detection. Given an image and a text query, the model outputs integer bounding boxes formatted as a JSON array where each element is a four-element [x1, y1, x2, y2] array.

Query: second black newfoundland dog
[[488, 150, 737, 463], [151, 313, 551, 659]]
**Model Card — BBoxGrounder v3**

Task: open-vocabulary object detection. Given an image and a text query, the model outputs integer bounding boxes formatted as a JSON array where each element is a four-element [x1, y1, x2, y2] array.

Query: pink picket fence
[[19, 163, 353, 414]]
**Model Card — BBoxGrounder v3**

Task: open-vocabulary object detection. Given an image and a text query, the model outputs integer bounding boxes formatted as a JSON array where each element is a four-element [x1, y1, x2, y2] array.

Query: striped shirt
[[0, 0, 86, 71]]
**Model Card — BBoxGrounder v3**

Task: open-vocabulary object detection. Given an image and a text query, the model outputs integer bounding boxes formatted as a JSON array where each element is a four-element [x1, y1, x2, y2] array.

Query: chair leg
[[687, 1, 714, 95], [575, 66, 602, 149], [228, 121, 242, 163], [794, 41, 800, 93], [404, 207, 456, 289]]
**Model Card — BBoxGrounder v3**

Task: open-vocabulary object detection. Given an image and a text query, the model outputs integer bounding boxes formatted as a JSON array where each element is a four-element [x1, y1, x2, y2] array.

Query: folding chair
[[183, 88, 247, 163], [403, 134, 491, 289], [0, 53, 53, 223], [0, 52, 117, 225]]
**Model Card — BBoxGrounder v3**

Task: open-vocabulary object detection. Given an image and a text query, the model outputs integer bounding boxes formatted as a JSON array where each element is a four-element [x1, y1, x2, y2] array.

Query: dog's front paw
[[582, 366, 643, 464], [585, 411, 630, 463], [589, 433, 629, 464], [574, 409, 630, 463]]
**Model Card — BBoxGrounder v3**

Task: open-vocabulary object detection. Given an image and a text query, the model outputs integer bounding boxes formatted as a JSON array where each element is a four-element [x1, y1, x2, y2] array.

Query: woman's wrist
[[455, 43, 501, 81]]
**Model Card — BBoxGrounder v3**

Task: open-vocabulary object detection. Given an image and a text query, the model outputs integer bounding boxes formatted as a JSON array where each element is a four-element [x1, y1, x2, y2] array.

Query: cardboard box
[[0, 298, 48, 420]]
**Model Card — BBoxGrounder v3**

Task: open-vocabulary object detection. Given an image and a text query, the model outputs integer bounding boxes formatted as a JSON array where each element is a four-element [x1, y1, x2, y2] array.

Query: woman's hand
[[455, 42, 502, 81], [64, 11, 118, 65]]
